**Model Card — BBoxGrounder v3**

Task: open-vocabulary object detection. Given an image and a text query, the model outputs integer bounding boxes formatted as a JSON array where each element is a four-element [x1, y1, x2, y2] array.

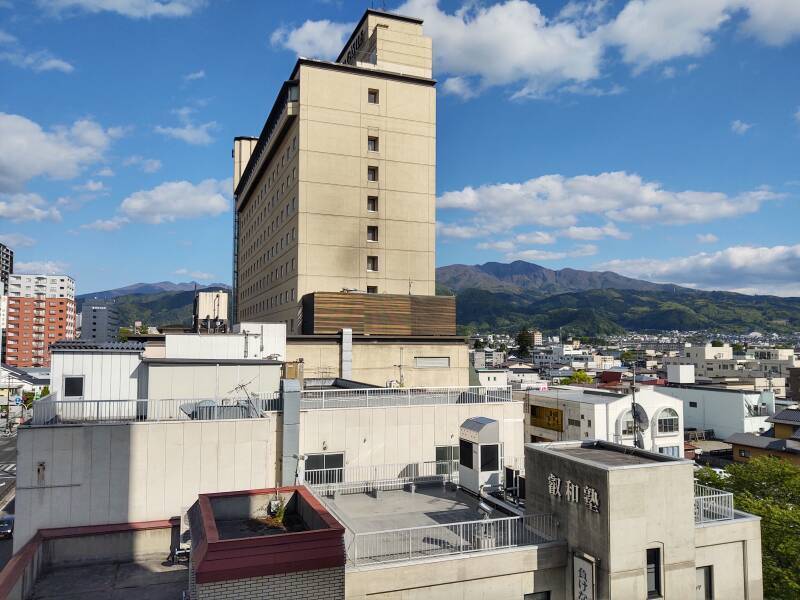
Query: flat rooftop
[[531, 440, 687, 469], [324, 485, 502, 533], [30, 557, 187, 600]]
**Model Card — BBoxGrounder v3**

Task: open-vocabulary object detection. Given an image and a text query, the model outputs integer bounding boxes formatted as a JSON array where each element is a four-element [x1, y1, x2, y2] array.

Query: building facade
[[0, 243, 12, 285], [525, 386, 685, 457], [233, 10, 436, 332], [5, 275, 75, 368], [79, 299, 120, 343]]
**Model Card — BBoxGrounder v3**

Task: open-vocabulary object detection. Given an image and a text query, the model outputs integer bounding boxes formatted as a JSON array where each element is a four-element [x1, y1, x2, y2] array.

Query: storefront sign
[[548, 473, 600, 513], [573, 554, 596, 600]]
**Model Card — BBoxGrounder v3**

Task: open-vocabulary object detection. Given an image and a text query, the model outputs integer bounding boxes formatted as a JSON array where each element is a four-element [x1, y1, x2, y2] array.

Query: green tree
[[732, 343, 746, 355], [564, 370, 593, 385], [620, 350, 637, 365], [39, 385, 50, 398], [711, 339, 724, 347], [516, 328, 533, 356], [473, 339, 485, 350], [696, 457, 800, 599]]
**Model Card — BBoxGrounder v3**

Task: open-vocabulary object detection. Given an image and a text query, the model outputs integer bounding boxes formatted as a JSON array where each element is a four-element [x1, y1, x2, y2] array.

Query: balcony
[[694, 482, 734, 524], [299, 385, 513, 410]]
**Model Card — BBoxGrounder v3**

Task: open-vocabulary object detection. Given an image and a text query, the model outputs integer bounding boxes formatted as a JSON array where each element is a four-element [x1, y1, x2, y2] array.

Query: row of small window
[[622, 408, 680, 436]]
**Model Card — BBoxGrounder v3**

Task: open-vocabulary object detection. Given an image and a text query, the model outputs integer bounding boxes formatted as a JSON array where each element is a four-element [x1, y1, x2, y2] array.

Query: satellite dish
[[634, 431, 645, 449], [631, 403, 650, 431]]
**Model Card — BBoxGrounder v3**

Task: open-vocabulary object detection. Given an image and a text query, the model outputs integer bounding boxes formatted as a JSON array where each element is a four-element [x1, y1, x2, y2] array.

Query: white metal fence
[[694, 482, 735, 523], [300, 386, 513, 410], [349, 513, 558, 566], [31, 393, 282, 426], [303, 460, 459, 495]]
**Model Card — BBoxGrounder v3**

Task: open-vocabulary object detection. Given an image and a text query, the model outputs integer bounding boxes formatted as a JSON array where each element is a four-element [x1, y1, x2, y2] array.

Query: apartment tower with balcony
[[0, 243, 13, 285], [232, 9, 436, 333], [5, 274, 76, 368]]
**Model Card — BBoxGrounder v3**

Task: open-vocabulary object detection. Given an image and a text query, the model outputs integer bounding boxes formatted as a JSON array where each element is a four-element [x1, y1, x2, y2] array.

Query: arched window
[[658, 408, 679, 433], [620, 411, 635, 436]]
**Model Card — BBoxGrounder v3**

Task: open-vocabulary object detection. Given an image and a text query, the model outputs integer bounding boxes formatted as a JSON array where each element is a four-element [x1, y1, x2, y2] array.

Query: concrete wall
[[14, 418, 281, 551], [694, 516, 763, 600], [286, 338, 469, 387], [51, 350, 143, 401], [165, 330, 285, 361], [191, 565, 344, 600], [344, 545, 566, 600], [145, 362, 282, 400], [299, 400, 524, 470]]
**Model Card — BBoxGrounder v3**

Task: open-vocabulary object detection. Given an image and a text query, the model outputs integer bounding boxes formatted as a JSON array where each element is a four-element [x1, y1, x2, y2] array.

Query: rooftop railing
[[303, 460, 459, 496], [299, 385, 513, 410], [694, 482, 735, 524], [31, 393, 282, 426], [349, 513, 558, 566]]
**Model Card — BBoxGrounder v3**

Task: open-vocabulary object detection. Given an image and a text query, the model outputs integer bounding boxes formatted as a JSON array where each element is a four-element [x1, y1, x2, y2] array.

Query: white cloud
[[559, 223, 630, 240], [183, 69, 205, 81], [508, 244, 598, 262], [273, 1, 800, 99], [0, 113, 121, 192], [174, 267, 215, 280], [795, 106, 800, 125], [601, 0, 734, 72], [0, 29, 16, 45], [123, 155, 162, 173], [438, 172, 781, 234], [155, 107, 215, 145], [731, 119, 754, 134], [119, 178, 230, 224], [95, 167, 114, 177], [401, 0, 604, 99], [15, 260, 68, 275], [0, 232, 35, 247], [598, 244, 800, 296], [0, 46, 73, 73], [270, 19, 354, 59], [0, 192, 61, 221], [81, 216, 128, 231], [73, 179, 106, 192], [37, 0, 206, 18], [696, 233, 719, 244], [739, 0, 800, 46]]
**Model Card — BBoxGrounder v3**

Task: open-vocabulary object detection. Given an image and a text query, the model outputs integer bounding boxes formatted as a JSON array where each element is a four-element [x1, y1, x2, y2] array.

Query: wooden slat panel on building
[[302, 293, 456, 336]]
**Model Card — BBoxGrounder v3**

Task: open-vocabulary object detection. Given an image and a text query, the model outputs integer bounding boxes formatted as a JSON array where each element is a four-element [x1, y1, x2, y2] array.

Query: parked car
[[0, 514, 14, 539]]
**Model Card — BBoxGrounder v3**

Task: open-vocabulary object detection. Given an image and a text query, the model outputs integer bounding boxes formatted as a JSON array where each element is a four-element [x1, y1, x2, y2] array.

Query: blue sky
[[1, 0, 799, 296]]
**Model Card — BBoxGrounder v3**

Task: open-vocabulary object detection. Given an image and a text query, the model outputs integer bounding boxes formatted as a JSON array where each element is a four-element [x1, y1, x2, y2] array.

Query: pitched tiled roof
[[726, 432, 800, 454], [50, 340, 144, 352], [766, 408, 800, 425]]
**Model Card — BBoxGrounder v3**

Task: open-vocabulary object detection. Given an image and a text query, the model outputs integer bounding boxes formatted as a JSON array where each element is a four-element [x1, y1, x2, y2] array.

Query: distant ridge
[[78, 281, 231, 301], [436, 260, 687, 296]]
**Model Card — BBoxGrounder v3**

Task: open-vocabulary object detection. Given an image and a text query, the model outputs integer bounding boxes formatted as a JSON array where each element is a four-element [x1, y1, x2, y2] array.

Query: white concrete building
[[7, 274, 75, 300], [525, 386, 685, 457], [475, 367, 508, 388], [658, 384, 775, 439]]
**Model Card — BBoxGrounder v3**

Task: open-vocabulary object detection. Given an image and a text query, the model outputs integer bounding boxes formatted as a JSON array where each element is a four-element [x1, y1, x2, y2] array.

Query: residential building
[[0, 242, 12, 285], [727, 407, 800, 466], [530, 329, 543, 346], [232, 9, 436, 332], [659, 384, 775, 439], [475, 367, 508, 388], [524, 385, 685, 457], [5, 274, 75, 368], [79, 299, 120, 343], [469, 349, 505, 368]]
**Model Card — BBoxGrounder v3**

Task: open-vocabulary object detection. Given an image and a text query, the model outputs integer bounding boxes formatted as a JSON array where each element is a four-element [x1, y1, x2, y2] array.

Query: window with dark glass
[[367, 89, 379, 104], [63, 376, 84, 398], [367, 196, 378, 212], [647, 548, 662, 598], [367, 226, 378, 242]]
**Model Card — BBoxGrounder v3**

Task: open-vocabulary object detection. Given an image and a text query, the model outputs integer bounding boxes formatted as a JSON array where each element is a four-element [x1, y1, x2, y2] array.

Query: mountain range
[[76, 262, 800, 335]]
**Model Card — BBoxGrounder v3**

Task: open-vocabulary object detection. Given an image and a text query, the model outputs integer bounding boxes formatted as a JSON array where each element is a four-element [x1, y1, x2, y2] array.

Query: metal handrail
[[31, 393, 282, 426], [694, 482, 734, 523], [349, 513, 558, 566], [300, 385, 513, 410]]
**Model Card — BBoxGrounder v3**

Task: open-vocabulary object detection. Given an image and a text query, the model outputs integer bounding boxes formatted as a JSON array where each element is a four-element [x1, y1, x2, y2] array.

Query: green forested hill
[[447, 287, 800, 336]]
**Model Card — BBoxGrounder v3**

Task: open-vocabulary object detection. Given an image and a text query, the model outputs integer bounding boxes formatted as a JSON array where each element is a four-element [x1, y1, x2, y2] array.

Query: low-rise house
[[727, 407, 800, 466]]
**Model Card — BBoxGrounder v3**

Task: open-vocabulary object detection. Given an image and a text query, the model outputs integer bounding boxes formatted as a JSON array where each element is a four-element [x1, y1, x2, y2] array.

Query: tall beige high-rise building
[[233, 9, 436, 333]]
